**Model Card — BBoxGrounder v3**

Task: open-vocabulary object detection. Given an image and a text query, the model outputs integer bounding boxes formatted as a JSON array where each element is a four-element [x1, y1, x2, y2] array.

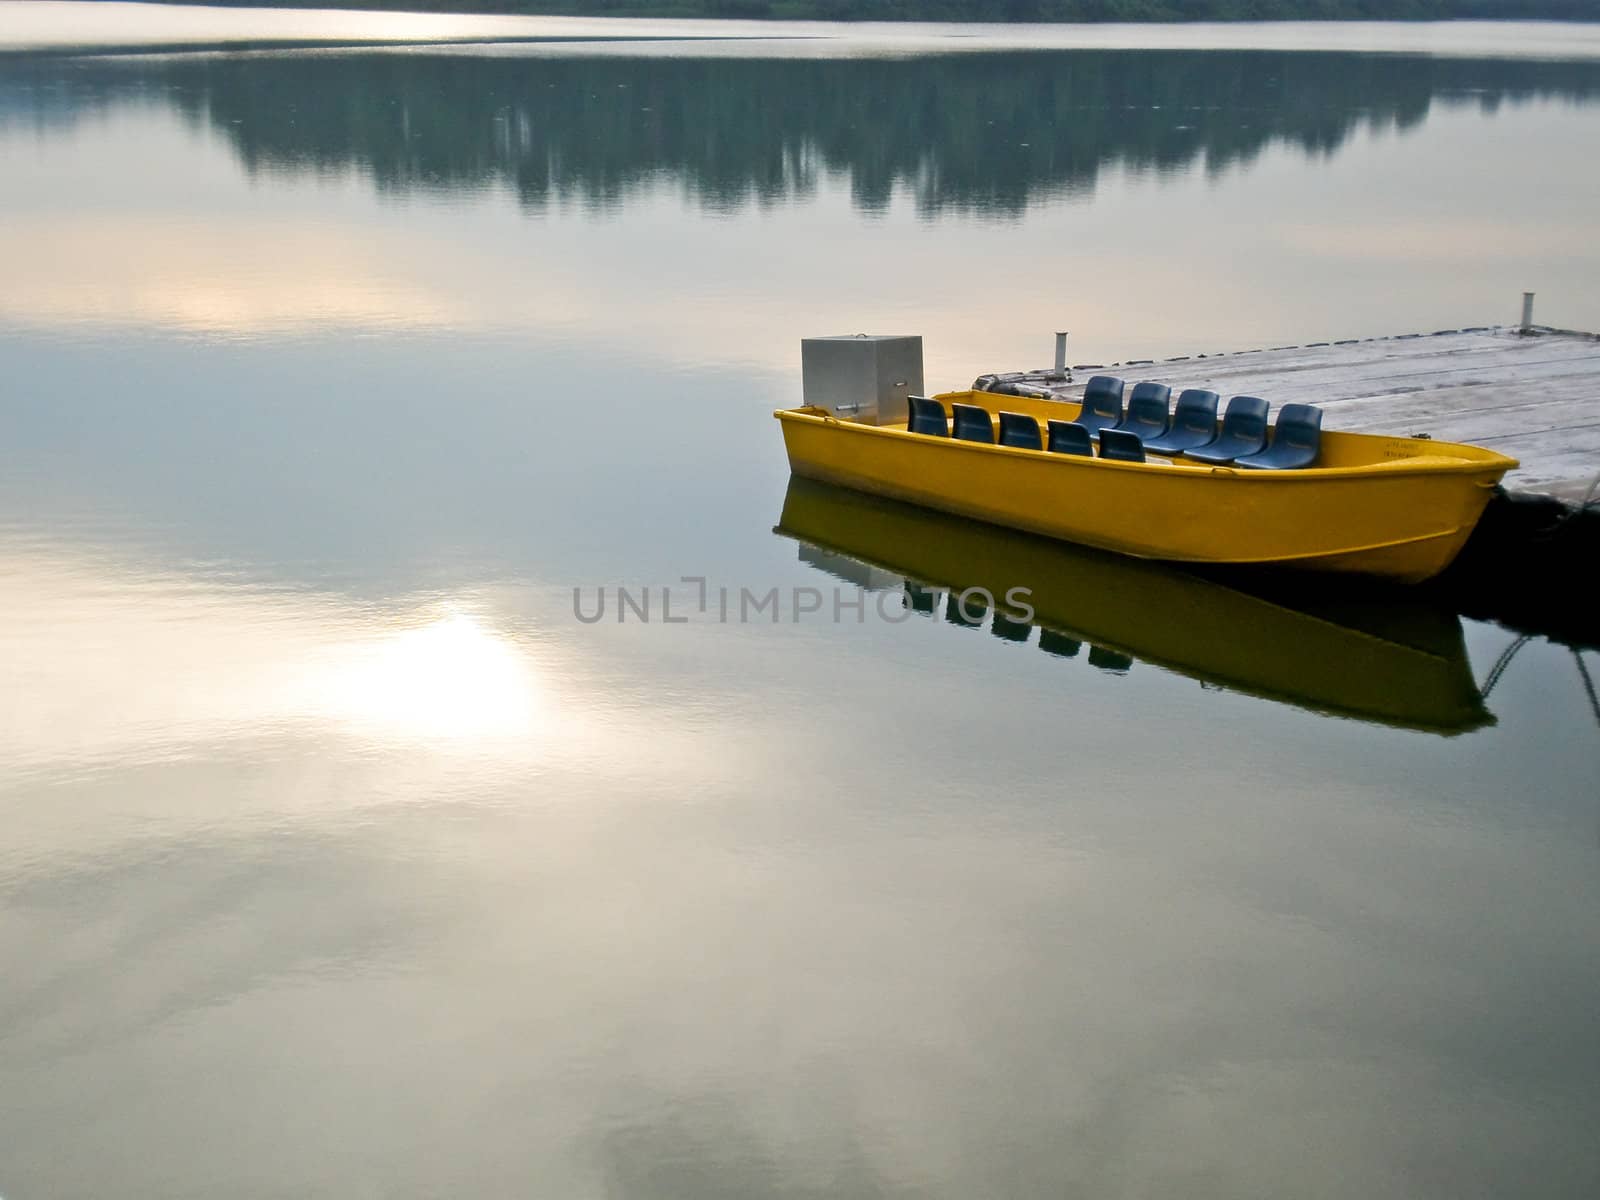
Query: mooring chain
[[1574, 650, 1600, 730], [1479, 633, 1534, 699], [1478, 636, 1600, 732]]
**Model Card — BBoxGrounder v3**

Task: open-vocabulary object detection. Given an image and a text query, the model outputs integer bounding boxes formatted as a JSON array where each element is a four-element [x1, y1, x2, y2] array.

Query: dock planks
[[1033, 327, 1600, 502]]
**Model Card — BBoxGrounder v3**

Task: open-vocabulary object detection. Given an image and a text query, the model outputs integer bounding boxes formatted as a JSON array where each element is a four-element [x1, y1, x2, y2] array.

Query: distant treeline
[[116, 1, 1600, 23]]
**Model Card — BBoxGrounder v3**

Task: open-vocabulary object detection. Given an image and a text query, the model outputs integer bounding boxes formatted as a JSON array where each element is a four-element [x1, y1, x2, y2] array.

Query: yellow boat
[[774, 387, 1518, 584], [775, 477, 1493, 735]]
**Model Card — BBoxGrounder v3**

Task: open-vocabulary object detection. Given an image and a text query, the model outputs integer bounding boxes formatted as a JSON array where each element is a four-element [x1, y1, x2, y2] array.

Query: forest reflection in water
[[4, 47, 1600, 215]]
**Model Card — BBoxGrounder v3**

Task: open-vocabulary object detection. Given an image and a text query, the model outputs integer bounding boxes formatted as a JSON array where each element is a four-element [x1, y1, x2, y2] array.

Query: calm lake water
[[2, 6, 1599, 1198]]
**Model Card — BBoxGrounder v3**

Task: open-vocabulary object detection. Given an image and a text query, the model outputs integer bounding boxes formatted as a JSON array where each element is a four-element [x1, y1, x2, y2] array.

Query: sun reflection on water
[[0, 536, 567, 772], [318, 611, 544, 744]]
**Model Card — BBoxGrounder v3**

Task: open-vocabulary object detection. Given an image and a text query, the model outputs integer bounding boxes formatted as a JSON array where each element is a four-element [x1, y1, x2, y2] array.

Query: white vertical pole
[[1520, 291, 1535, 332], [1054, 331, 1068, 375]]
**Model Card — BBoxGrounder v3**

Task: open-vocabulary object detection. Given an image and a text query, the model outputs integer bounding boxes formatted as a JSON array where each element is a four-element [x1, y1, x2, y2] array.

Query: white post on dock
[[1054, 331, 1069, 377], [1520, 291, 1536, 333]]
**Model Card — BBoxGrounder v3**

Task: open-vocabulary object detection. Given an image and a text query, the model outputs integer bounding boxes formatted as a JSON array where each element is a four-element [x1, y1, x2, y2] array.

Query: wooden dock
[[989, 325, 1600, 504]]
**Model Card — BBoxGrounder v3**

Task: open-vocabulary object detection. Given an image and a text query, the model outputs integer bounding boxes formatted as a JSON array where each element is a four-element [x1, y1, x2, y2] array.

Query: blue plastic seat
[[951, 403, 995, 443], [1183, 395, 1271, 465], [1114, 382, 1171, 443], [1098, 429, 1146, 463], [1045, 420, 1094, 457], [998, 411, 1043, 450], [1235, 403, 1324, 470], [906, 395, 948, 436], [1142, 389, 1219, 456], [1074, 375, 1124, 442]]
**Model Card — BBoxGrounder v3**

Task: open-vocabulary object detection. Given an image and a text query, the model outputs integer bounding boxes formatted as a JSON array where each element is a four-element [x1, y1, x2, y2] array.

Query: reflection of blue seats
[[1236, 403, 1324, 470], [945, 589, 988, 627], [1075, 375, 1125, 442], [1088, 645, 1133, 673], [1114, 382, 1171, 443], [1039, 630, 1082, 658], [951, 403, 995, 443], [1098, 429, 1146, 463], [998, 411, 1043, 450], [1184, 395, 1271, 465], [906, 395, 948, 436], [1143, 389, 1219, 456], [1046, 420, 1094, 457], [991, 612, 1032, 642]]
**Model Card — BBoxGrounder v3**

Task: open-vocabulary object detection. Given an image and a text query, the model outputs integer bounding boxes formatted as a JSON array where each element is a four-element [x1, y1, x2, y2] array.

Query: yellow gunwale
[[778, 401, 1515, 482]]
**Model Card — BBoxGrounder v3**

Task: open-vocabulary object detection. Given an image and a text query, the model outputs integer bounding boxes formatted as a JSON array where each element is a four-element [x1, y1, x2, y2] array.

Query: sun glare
[[324, 612, 544, 744]]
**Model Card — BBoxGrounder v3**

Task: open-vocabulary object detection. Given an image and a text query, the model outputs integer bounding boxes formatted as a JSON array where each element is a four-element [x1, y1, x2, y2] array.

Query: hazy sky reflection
[[3, 15, 1599, 1199]]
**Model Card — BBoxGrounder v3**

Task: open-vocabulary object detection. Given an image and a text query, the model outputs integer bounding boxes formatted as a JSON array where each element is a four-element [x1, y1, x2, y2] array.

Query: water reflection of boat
[[776, 477, 1493, 736]]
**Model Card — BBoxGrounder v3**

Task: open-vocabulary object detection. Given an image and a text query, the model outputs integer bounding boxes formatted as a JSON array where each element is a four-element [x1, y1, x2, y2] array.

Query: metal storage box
[[801, 335, 924, 427]]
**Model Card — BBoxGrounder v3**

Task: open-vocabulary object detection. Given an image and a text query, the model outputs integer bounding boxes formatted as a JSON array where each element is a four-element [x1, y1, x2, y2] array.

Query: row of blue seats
[[908, 375, 1325, 470]]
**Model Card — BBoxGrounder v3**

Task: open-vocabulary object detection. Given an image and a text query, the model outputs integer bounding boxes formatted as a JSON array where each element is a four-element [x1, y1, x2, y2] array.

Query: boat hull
[[776, 394, 1517, 583]]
